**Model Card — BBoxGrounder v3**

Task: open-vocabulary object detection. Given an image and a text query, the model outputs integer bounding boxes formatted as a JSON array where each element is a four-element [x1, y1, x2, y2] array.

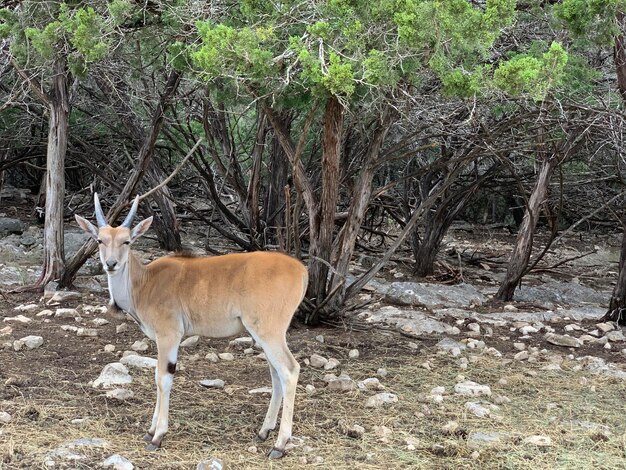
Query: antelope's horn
[[94, 193, 108, 228], [121, 195, 140, 228]]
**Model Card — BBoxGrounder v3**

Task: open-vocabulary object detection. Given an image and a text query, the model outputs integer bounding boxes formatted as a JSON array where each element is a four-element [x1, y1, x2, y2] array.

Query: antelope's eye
[[97, 239, 103, 245], [123, 241, 130, 245]]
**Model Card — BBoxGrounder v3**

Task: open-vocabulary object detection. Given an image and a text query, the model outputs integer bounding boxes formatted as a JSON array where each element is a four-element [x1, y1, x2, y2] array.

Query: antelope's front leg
[[146, 334, 181, 451]]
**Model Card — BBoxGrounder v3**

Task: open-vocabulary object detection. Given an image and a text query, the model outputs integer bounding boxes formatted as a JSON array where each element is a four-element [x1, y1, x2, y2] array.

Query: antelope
[[75, 194, 307, 459]]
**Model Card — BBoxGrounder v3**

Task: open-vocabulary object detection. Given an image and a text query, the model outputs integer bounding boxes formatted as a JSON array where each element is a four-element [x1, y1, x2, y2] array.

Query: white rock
[[181, 336, 200, 348], [200, 379, 225, 389], [131, 340, 149, 352], [348, 349, 360, 359], [514, 351, 529, 361], [122, 350, 137, 357], [545, 333, 582, 348], [454, 380, 491, 397], [606, 330, 625, 342], [104, 344, 116, 353], [36, 309, 54, 317], [15, 304, 38, 312], [92, 318, 110, 327], [93, 363, 132, 388], [19, 335, 43, 349], [327, 375, 356, 392], [105, 389, 134, 400], [61, 325, 78, 332], [365, 392, 398, 408], [205, 352, 219, 362], [12, 340, 24, 351], [55, 308, 78, 319], [196, 458, 223, 470], [468, 323, 480, 333], [358, 377, 385, 391], [116, 323, 130, 334], [0, 411, 12, 423], [465, 401, 490, 418], [77, 328, 98, 337], [315, 335, 324, 343], [310, 354, 328, 368], [523, 435, 552, 446], [513, 342, 526, 351], [305, 384, 316, 396], [377, 368, 388, 377], [0, 326, 13, 337], [3, 315, 31, 324], [249, 387, 272, 395], [503, 304, 518, 311], [595, 322, 615, 333], [229, 337, 253, 349], [120, 355, 157, 369], [218, 352, 234, 361], [519, 326, 538, 335], [324, 358, 340, 370], [103, 454, 134, 470]]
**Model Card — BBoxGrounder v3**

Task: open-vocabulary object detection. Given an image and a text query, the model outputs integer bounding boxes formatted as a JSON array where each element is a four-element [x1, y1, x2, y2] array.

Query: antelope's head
[[75, 194, 153, 275]]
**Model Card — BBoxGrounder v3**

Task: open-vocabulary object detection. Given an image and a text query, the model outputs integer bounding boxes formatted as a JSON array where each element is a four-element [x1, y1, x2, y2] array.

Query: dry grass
[[1, 317, 626, 470]]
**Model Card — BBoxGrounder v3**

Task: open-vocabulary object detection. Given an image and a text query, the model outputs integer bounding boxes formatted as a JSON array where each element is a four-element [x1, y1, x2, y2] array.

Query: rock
[[373, 425, 393, 439], [122, 351, 137, 357], [120, 355, 157, 369], [247, 446, 257, 454], [363, 306, 460, 336], [305, 384, 316, 396], [468, 323, 480, 333], [385, 282, 486, 308], [514, 351, 529, 361], [36, 309, 54, 317], [327, 375, 356, 392], [465, 401, 490, 418], [545, 333, 582, 348], [131, 340, 149, 352], [324, 358, 340, 370], [454, 380, 491, 397], [92, 318, 110, 327], [61, 325, 78, 332], [513, 342, 526, 351], [467, 431, 504, 448], [514, 281, 606, 307], [442, 420, 458, 434], [310, 354, 328, 368], [243, 348, 254, 355], [205, 352, 219, 362], [339, 421, 365, 438], [105, 389, 134, 400], [519, 325, 538, 335], [315, 335, 324, 343], [14, 303, 38, 312], [348, 349, 360, 359], [3, 314, 31, 324], [218, 352, 234, 361], [365, 392, 398, 408], [504, 304, 518, 311], [200, 379, 225, 389], [55, 308, 79, 318], [103, 454, 134, 470], [64, 232, 89, 256], [47, 291, 81, 305], [104, 344, 115, 353], [249, 387, 272, 395], [581, 356, 626, 379], [116, 323, 130, 334], [0, 326, 13, 336], [229, 337, 253, 349], [358, 377, 385, 391], [436, 338, 467, 351], [606, 330, 625, 342], [494, 395, 511, 405], [19, 335, 43, 349], [595, 322, 615, 333], [522, 435, 552, 446], [93, 363, 132, 388], [0, 411, 12, 423], [181, 336, 200, 348], [77, 328, 98, 337], [377, 368, 388, 377], [431, 386, 446, 395], [196, 458, 223, 470], [0, 217, 24, 236]]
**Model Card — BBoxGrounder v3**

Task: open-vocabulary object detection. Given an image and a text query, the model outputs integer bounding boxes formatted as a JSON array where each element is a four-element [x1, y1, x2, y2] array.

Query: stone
[[324, 358, 340, 370], [93, 363, 132, 388], [3, 314, 31, 324], [349, 349, 360, 359], [523, 435, 552, 446], [384, 282, 485, 308], [514, 351, 529, 361], [200, 379, 225, 389], [131, 340, 149, 352], [77, 328, 98, 337], [327, 375, 356, 392], [196, 458, 223, 470], [513, 342, 526, 351], [358, 377, 385, 391], [229, 337, 253, 349], [339, 421, 365, 439], [205, 352, 219, 362], [468, 323, 480, 333], [454, 380, 491, 397], [181, 336, 200, 348], [545, 333, 582, 348], [19, 335, 43, 349], [305, 384, 316, 396], [436, 338, 466, 351], [377, 368, 388, 377], [218, 352, 234, 361], [0, 326, 13, 336], [365, 392, 398, 408], [595, 322, 615, 333], [14, 303, 38, 312], [92, 318, 110, 327], [103, 454, 134, 470], [55, 308, 78, 319], [105, 389, 134, 400], [315, 335, 324, 343], [0, 411, 12, 423], [442, 420, 458, 434], [606, 330, 625, 342], [310, 354, 328, 368], [514, 281, 606, 307], [116, 323, 130, 334], [504, 304, 518, 311], [61, 325, 78, 332], [431, 386, 446, 395], [120, 355, 157, 369], [249, 387, 272, 395], [36, 309, 54, 317], [104, 344, 115, 353], [519, 326, 538, 335], [0, 217, 24, 236], [465, 401, 490, 418], [47, 291, 81, 304], [467, 431, 504, 448], [363, 306, 460, 336], [494, 395, 511, 405]]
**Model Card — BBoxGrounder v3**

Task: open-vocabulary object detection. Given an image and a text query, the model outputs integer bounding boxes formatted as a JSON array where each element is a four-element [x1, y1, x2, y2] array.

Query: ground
[[0, 207, 625, 469]]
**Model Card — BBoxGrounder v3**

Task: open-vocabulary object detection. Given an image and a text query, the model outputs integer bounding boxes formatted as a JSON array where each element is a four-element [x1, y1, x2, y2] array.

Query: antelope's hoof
[[143, 433, 154, 443], [146, 442, 161, 451], [268, 447, 285, 460], [256, 430, 271, 442]]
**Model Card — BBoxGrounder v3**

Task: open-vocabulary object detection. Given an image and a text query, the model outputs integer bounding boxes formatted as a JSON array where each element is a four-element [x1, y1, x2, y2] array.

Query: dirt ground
[[1, 287, 625, 470]]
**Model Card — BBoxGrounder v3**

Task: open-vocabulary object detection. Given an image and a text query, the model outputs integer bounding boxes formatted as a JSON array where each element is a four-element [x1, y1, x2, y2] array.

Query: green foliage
[[555, 0, 626, 44], [494, 42, 568, 100]]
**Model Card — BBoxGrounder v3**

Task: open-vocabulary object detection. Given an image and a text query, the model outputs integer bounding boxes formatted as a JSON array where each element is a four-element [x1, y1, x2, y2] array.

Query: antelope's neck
[[108, 251, 146, 317]]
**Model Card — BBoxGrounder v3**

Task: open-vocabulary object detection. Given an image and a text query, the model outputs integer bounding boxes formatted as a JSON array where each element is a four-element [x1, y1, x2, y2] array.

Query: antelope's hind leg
[[256, 362, 283, 442], [146, 331, 182, 451]]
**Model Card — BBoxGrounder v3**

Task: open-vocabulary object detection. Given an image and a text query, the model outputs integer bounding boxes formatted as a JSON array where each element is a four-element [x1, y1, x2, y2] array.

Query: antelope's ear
[[130, 216, 153, 242], [75, 215, 99, 240]]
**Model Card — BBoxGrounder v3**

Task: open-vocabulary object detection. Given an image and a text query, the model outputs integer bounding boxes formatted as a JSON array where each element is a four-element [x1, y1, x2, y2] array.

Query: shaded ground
[[1, 289, 625, 470]]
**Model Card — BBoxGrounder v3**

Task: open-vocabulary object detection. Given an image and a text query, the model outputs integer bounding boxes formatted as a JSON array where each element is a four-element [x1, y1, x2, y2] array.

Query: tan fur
[[76, 200, 307, 459]]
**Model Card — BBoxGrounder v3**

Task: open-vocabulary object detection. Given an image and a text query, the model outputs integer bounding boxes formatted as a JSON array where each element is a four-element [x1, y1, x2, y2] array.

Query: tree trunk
[[144, 164, 182, 251], [305, 96, 343, 323], [496, 156, 557, 301], [37, 58, 70, 287]]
